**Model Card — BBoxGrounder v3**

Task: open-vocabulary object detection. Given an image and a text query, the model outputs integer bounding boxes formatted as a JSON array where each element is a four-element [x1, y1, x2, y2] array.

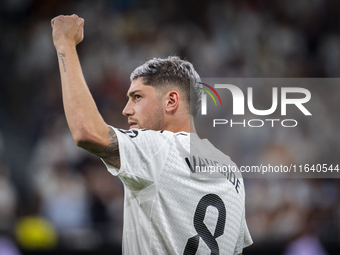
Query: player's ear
[[165, 90, 180, 114]]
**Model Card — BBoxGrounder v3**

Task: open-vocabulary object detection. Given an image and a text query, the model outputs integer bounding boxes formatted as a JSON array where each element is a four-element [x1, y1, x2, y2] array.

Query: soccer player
[[51, 14, 252, 254]]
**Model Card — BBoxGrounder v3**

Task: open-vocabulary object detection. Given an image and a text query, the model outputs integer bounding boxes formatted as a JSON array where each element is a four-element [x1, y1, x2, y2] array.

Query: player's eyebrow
[[127, 90, 142, 98]]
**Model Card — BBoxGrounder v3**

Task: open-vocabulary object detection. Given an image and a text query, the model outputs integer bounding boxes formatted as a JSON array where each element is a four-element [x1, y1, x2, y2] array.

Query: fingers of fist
[[51, 14, 84, 47], [51, 14, 84, 27]]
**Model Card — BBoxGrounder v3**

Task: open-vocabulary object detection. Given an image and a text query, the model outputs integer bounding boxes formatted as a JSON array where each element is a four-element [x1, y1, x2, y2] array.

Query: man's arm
[[51, 14, 120, 168]]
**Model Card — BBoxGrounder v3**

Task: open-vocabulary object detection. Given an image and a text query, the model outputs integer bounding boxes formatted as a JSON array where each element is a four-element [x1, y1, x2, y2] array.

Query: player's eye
[[134, 95, 141, 99]]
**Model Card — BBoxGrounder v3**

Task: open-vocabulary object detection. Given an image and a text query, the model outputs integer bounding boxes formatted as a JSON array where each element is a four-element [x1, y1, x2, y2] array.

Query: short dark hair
[[130, 56, 202, 116]]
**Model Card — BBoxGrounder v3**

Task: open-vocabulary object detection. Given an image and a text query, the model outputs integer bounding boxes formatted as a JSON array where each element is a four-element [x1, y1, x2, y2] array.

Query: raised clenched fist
[[51, 14, 84, 49]]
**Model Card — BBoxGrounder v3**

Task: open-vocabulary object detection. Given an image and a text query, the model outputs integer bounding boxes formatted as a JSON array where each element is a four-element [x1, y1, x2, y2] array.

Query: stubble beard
[[143, 105, 165, 131]]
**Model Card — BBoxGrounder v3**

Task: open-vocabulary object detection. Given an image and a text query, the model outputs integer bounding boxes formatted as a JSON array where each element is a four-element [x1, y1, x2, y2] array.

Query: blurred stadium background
[[0, 0, 340, 254]]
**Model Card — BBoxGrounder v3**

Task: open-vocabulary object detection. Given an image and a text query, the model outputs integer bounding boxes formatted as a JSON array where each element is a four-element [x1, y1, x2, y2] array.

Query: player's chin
[[129, 124, 139, 129]]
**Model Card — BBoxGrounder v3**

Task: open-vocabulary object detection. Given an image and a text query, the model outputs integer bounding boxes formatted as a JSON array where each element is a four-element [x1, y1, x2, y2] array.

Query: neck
[[163, 115, 196, 134]]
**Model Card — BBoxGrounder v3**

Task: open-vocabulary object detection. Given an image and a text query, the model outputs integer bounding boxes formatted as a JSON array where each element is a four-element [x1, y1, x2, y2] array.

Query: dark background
[[0, 0, 340, 254]]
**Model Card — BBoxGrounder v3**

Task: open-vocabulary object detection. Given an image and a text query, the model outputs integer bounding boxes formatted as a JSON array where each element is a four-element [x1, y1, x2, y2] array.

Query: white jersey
[[102, 127, 252, 255]]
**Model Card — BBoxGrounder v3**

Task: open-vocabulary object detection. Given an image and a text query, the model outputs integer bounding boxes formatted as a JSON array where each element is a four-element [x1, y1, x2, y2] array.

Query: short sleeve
[[234, 213, 253, 255], [101, 127, 169, 190]]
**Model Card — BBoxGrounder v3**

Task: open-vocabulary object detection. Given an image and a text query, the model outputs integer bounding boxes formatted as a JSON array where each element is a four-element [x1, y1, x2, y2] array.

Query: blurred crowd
[[1, 0, 340, 253]]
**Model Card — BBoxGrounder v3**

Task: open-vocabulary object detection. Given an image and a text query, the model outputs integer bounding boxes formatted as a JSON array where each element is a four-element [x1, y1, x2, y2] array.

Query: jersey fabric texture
[[102, 126, 252, 255]]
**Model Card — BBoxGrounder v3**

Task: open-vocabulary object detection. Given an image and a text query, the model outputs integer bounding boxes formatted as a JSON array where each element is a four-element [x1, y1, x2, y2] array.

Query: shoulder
[[112, 128, 180, 154], [114, 128, 174, 140], [114, 128, 188, 140]]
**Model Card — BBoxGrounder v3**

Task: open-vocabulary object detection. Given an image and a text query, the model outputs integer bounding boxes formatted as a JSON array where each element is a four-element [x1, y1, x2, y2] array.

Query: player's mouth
[[128, 120, 138, 129]]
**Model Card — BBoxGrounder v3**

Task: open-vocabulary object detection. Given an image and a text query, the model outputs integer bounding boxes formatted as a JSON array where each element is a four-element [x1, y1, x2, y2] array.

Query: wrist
[[54, 41, 76, 52]]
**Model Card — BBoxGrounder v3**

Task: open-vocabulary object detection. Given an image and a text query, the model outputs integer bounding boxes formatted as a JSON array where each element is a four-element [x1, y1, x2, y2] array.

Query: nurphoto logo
[[198, 82, 312, 128]]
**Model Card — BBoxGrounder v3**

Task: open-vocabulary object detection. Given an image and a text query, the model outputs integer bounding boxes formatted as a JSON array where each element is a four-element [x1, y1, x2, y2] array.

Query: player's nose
[[122, 101, 134, 116]]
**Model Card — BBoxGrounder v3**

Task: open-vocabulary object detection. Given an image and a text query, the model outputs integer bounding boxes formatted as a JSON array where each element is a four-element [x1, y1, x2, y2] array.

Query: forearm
[[56, 44, 108, 145]]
